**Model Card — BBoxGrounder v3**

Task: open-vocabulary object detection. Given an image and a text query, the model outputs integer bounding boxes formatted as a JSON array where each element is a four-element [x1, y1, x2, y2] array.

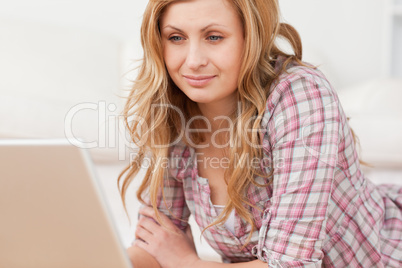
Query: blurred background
[[0, 0, 401, 262]]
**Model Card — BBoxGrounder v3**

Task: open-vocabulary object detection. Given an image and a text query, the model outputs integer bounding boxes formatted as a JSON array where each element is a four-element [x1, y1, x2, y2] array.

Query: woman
[[118, 0, 402, 267]]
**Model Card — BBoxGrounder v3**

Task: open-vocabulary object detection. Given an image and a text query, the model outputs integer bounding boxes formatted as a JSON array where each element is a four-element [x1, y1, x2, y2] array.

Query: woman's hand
[[133, 206, 200, 268]]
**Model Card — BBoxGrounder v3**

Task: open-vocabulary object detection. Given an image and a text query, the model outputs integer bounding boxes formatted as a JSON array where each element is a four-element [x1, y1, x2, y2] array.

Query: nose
[[185, 42, 208, 70]]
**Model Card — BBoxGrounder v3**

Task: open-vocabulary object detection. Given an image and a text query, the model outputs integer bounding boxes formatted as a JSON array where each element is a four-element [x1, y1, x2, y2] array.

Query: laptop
[[0, 139, 133, 268]]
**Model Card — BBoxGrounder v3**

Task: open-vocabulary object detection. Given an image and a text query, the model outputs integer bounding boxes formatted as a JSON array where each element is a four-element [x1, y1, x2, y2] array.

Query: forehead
[[160, 0, 241, 29]]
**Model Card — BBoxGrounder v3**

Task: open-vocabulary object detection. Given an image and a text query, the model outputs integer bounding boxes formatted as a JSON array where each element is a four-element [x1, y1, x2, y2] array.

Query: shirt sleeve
[[139, 144, 191, 231], [252, 69, 340, 267]]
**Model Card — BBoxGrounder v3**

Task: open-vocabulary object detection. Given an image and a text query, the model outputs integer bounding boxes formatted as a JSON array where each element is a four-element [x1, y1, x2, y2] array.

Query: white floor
[[94, 161, 402, 263]]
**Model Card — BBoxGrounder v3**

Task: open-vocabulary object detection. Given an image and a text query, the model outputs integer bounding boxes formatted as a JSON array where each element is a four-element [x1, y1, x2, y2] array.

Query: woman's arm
[[127, 245, 266, 268], [126, 245, 161, 268], [191, 259, 266, 268], [134, 207, 269, 268], [252, 69, 340, 266]]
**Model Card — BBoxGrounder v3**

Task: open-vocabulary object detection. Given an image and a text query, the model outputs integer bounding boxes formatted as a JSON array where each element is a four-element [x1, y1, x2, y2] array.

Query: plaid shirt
[[143, 58, 402, 267]]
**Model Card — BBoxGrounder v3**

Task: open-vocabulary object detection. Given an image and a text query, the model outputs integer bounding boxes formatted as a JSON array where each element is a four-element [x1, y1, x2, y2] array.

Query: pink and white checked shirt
[[142, 58, 402, 267]]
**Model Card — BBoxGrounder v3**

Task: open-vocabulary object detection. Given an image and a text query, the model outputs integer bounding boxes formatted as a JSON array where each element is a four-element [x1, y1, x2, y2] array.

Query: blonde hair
[[119, 0, 305, 245]]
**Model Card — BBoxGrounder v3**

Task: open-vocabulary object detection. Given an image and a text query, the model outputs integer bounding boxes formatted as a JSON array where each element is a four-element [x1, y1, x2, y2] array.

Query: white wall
[[0, 0, 389, 90], [0, 0, 145, 40], [0, 0, 146, 89], [279, 0, 385, 89]]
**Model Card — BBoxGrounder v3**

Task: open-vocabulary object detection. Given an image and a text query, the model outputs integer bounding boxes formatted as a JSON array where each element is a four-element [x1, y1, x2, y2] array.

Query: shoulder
[[261, 61, 341, 129], [271, 62, 337, 107]]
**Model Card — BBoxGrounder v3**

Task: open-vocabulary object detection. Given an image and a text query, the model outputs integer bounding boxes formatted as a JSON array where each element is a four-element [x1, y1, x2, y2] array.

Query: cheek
[[215, 42, 243, 72], [163, 47, 182, 73], [163, 50, 184, 89], [216, 51, 242, 79]]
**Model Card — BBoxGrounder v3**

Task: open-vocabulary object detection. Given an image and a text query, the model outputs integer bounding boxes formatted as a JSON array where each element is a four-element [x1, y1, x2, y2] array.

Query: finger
[[135, 224, 153, 242], [139, 207, 177, 230], [138, 206, 157, 220], [139, 206, 161, 220], [132, 238, 151, 254], [137, 215, 162, 233]]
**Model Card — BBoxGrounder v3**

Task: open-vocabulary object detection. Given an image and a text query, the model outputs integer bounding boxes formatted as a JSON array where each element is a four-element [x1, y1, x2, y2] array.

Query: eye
[[168, 36, 184, 42], [207, 35, 223, 42]]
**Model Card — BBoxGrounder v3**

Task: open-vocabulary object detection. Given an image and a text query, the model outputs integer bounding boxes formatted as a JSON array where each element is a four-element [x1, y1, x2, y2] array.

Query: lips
[[183, 75, 216, 87]]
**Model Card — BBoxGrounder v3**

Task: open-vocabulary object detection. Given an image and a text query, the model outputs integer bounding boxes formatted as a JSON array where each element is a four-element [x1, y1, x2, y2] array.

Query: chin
[[180, 89, 213, 104], [187, 95, 213, 104]]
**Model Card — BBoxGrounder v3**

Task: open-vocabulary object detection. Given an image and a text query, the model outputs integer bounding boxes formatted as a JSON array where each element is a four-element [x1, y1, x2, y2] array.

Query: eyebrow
[[162, 23, 227, 32]]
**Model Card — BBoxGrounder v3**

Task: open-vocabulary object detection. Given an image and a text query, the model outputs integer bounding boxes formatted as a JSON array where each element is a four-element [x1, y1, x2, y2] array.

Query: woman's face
[[160, 0, 244, 106]]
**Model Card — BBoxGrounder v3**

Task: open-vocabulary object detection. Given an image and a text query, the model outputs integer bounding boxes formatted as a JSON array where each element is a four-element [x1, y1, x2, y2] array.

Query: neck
[[196, 95, 238, 132]]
